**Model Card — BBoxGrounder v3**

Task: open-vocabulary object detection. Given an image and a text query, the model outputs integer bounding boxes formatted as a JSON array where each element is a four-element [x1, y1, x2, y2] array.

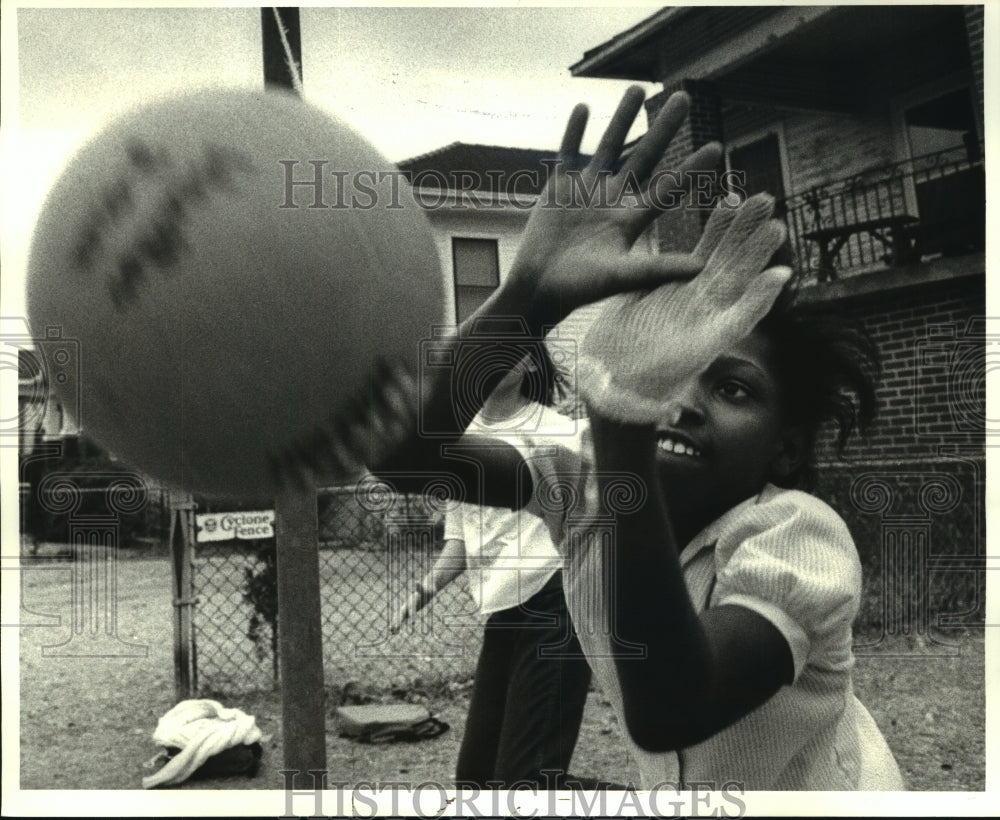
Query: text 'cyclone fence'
[[192, 483, 486, 695]]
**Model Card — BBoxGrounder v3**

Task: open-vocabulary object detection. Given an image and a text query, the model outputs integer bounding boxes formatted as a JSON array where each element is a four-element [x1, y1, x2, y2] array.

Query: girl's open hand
[[577, 193, 792, 423], [389, 584, 433, 635], [506, 86, 723, 324]]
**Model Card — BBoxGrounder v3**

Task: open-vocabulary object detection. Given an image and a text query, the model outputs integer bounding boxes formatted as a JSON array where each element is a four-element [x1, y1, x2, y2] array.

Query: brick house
[[403, 6, 988, 634], [572, 5, 986, 634]]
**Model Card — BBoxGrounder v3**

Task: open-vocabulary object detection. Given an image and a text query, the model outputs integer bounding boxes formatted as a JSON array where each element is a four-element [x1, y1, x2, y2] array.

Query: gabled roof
[[397, 142, 565, 196]]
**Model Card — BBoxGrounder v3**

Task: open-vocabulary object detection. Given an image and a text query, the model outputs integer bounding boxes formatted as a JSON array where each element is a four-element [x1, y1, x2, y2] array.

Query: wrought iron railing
[[781, 143, 984, 281]]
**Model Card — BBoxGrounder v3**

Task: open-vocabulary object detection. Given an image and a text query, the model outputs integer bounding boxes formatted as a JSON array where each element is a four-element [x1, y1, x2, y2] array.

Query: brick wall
[[964, 4, 985, 133], [796, 271, 986, 623], [807, 272, 985, 465], [550, 269, 987, 469], [647, 81, 725, 254]]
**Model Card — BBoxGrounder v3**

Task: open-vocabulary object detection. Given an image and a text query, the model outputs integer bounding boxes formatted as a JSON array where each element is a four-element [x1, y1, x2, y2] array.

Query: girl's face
[[654, 328, 798, 529]]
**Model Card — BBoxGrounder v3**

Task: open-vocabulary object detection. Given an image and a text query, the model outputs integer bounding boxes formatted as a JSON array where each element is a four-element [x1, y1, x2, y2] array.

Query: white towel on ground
[[142, 699, 263, 789]]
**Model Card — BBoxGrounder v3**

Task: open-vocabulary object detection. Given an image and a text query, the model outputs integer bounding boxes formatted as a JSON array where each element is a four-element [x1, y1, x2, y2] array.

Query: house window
[[726, 130, 790, 217], [897, 84, 984, 257], [452, 237, 499, 322], [902, 86, 979, 164]]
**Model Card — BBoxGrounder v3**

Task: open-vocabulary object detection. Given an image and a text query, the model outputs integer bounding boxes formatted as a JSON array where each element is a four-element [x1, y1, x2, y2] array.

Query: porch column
[[646, 79, 725, 254]]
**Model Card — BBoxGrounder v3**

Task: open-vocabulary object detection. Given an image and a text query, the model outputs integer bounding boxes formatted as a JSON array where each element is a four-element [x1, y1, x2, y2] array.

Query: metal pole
[[169, 491, 196, 701]]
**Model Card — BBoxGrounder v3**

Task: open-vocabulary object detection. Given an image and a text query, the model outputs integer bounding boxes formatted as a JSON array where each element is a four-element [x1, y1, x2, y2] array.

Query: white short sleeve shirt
[[512, 423, 904, 791], [444, 405, 581, 614]]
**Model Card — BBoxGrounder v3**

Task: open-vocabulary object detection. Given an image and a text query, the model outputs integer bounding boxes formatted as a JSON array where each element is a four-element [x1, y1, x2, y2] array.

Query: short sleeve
[[443, 503, 464, 542], [504, 422, 592, 553], [711, 489, 862, 680]]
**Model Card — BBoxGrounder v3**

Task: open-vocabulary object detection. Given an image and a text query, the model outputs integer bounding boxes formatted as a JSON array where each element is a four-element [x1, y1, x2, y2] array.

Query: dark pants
[[455, 571, 592, 789]]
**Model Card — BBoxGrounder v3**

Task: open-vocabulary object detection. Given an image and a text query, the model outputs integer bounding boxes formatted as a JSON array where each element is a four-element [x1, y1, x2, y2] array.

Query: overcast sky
[[1, 4, 669, 318], [13, 5, 663, 160]]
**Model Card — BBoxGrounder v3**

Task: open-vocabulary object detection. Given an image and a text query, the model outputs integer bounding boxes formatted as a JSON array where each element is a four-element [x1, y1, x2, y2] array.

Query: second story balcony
[[782, 143, 984, 284]]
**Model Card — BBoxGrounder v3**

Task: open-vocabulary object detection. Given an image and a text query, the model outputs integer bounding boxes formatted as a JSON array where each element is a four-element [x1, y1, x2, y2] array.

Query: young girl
[[328, 86, 903, 790], [391, 352, 592, 789], [526, 292, 904, 790]]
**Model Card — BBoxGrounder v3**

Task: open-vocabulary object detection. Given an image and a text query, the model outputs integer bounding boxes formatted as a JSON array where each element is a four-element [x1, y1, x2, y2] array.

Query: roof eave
[[569, 7, 691, 79]]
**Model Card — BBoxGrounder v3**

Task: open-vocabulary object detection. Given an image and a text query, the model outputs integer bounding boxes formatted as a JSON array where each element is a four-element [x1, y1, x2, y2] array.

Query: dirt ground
[[15, 556, 986, 792]]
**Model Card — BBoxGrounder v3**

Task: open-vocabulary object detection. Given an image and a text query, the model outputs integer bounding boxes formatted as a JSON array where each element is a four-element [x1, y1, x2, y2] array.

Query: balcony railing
[[780, 144, 985, 282]]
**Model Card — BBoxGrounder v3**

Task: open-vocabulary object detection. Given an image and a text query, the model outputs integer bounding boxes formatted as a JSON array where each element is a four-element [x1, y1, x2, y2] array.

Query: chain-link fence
[[814, 455, 986, 642], [187, 453, 987, 695], [191, 485, 486, 694]]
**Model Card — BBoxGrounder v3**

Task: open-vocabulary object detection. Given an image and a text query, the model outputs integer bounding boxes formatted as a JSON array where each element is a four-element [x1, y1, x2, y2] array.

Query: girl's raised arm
[[579, 196, 799, 752], [591, 416, 793, 752], [337, 86, 726, 507]]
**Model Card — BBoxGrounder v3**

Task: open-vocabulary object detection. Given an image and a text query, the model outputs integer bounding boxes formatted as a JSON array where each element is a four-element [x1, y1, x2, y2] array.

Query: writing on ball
[[71, 138, 255, 311]]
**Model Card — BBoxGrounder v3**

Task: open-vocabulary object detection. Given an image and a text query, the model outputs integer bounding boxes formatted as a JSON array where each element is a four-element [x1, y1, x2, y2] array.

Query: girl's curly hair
[[756, 284, 881, 491]]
